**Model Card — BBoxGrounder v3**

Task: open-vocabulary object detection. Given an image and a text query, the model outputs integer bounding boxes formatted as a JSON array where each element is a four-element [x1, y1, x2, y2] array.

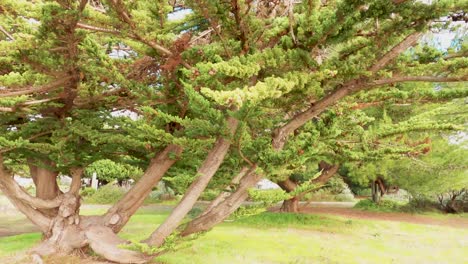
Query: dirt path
[[297, 206, 468, 229]]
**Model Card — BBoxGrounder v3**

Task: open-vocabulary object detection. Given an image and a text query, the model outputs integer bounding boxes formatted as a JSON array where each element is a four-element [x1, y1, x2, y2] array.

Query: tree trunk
[[199, 166, 249, 217], [28, 161, 61, 200], [181, 167, 261, 237], [280, 197, 299, 213], [104, 144, 183, 232], [28, 160, 61, 218], [371, 180, 380, 203], [278, 178, 299, 213], [31, 193, 149, 264], [145, 116, 238, 247]]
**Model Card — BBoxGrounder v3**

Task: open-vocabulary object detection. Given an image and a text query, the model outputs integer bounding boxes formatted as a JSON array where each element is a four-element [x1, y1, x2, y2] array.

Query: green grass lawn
[[1, 208, 467, 264]]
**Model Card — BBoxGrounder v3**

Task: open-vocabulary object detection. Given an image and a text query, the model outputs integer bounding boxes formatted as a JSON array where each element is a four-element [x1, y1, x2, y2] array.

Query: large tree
[[0, 0, 467, 263]]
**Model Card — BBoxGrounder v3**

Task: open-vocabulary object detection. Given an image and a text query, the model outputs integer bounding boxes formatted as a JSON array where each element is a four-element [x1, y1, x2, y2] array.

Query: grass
[[1, 207, 467, 264]]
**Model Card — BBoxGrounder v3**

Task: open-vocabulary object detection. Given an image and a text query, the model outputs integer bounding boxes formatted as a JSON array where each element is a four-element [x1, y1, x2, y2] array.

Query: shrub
[[80, 187, 96, 197], [200, 189, 219, 201], [354, 199, 404, 212], [85, 185, 126, 204], [248, 189, 286, 206]]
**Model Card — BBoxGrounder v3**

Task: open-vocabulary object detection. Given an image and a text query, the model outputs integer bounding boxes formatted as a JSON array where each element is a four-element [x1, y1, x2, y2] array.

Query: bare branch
[[77, 22, 120, 34], [369, 32, 422, 74], [0, 25, 14, 40], [372, 75, 468, 86], [0, 77, 72, 98], [0, 107, 14, 112]]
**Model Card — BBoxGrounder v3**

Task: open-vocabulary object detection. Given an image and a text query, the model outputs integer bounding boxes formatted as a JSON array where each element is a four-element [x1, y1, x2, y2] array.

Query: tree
[[84, 159, 143, 185], [0, 0, 467, 263]]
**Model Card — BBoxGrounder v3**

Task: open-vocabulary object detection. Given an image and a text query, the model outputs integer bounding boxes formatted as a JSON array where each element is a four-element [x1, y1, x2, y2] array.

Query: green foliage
[[248, 189, 286, 206], [84, 185, 125, 204], [84, 159, 143, 183], [79, 187, 96, 197], [354, 199, 404, 212]]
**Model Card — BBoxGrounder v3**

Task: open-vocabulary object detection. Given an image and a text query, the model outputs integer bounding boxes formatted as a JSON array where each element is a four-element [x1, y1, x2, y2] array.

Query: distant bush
[[248, 189, 286, 206], [85, 185, 126, 204], [80, 187, 96, 197], [354, 199, 404, 212], [200, 189, 219, 201]]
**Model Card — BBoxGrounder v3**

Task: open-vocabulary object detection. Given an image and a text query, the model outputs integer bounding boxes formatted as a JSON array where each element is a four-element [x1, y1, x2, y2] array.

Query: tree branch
[[76, 22, 120, 34], [369, 32, 422, 74], [272, 31, 423, 150], [0, 77, 72, 98], [0, 25, 14, 40]]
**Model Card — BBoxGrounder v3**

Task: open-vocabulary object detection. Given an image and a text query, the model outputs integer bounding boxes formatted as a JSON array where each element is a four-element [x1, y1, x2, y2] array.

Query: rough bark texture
[[31, 193, 149, 264], [181, 167, 261, 237], [145, 116, 238, 247], [104, 144, 183, 232]]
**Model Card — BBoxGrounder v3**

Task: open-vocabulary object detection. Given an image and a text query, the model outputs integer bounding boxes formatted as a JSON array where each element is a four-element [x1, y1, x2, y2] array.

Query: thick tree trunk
[[28, 160, 61, 218], [181, 167, 261, 237], [30, 193, 149, 264], [280, 197, 299, 213], [28, 161, 61, 200], [278, 178, 299, 213], [145, 116, 238, 247], [104, 144, 183, 232]]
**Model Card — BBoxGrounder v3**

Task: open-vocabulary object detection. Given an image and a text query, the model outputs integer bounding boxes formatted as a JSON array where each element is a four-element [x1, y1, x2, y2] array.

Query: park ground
[[0, 198, 467, 264]]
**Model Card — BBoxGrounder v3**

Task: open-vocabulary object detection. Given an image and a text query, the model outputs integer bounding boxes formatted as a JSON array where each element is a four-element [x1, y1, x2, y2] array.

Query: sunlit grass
[[1, 209, 467, 263]]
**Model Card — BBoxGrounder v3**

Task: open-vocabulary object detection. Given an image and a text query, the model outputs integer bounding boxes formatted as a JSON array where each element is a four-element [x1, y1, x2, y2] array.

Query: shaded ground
[[296, 206, 468, 229]]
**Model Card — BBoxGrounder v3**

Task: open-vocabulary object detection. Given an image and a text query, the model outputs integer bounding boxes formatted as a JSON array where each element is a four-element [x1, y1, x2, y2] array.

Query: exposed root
[[86, 225, 149, 264], [29, 193, 149, 263]]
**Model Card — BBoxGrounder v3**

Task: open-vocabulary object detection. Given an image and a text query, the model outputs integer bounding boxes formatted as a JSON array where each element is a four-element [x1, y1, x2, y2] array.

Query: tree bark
[[371, 180, 380, 203], [68, 167, 83, 195], [181, 167, 261, 237], [312, 162, 340, 185], [145, 116, 238, 247], [104, 144, 183, 232], [0, 160, 53, 232], [28, 160, 61, 218], [30, 192, 149, 264], [278, 178, 299, 213], [280, 197, 299, 213], [199, 166, 249, 217]]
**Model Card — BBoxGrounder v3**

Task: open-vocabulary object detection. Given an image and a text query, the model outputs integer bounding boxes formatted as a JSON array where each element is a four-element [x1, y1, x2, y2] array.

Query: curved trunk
[[104, 144, 183, 232], [181, 167, 261, 237], [145, 116, 238, 247], [31, 193, 149, 264]]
